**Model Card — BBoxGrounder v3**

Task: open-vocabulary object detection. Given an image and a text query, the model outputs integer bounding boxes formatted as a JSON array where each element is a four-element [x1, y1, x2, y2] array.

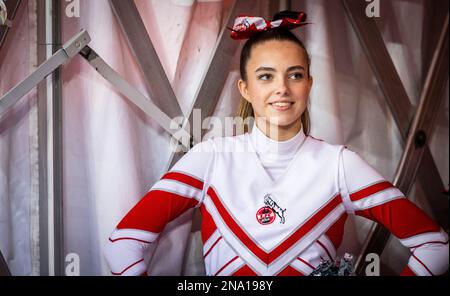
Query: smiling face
[[238, 40, 313, 140]]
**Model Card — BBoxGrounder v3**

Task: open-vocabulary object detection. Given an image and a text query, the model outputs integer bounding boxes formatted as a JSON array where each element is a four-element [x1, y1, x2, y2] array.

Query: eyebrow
[[255, 65, 305, 73]]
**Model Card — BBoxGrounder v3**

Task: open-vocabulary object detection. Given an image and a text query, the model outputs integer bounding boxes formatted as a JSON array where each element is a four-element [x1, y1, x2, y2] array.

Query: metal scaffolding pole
[[109, 0, 184, 121], [168, 0, 259, 168], [44, 0, 63, 276], [78, 46, 191, 147], [168, 0, 260, 236], [36, 0, 49, 277]]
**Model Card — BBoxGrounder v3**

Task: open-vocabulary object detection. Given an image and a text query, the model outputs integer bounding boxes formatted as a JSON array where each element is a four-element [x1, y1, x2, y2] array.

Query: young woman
[[104, 11, 449, 276]]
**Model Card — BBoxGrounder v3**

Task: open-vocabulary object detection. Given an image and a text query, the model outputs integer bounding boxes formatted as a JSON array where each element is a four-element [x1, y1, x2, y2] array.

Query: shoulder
[[306, 135, 344, 156], [341, 146, 375, 171], [340, 146, 388, 191], [205, 133, 250, 153], [168, 134, 249, 183], [190, 138, 215, 153], [170, 139, 215, 177]]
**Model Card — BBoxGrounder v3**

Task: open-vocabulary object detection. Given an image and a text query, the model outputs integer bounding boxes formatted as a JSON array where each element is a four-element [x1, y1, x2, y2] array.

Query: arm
[[103, 140, 214, 275], [340, 148, 449, 276]]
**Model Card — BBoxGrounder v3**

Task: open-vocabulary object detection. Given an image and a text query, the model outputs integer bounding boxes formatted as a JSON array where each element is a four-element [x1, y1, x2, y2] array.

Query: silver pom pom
[[309, 253, 355, 276]]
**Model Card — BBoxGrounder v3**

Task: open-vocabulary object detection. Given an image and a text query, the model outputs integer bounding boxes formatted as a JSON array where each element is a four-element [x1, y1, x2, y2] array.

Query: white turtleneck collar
[[249, 123, 307, 181], [250, 123, 306, 159]]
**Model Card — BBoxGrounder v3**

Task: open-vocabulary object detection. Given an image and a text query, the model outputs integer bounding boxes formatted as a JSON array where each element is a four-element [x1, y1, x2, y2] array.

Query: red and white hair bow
[[229, 11, 308, 40]]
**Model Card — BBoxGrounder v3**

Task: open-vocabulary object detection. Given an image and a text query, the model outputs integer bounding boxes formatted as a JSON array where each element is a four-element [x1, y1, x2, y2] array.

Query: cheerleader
[[104, 10, 449, 276]]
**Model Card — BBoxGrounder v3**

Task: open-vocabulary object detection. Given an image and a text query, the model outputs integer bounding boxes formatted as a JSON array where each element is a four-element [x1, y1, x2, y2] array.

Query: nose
[[275, 77, 289, 96]]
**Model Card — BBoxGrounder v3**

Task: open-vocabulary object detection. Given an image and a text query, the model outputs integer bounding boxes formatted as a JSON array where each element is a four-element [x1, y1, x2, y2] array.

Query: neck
[[255, 118, 302, 141]]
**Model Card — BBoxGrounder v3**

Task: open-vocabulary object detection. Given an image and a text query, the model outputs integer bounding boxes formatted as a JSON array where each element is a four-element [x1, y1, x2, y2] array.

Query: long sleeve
[[103, 140, 215, 275], [339, 148, 449, 276]]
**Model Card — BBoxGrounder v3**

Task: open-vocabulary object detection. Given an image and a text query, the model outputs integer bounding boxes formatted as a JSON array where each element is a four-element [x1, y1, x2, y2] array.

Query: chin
[[267, 117, 301, 129]]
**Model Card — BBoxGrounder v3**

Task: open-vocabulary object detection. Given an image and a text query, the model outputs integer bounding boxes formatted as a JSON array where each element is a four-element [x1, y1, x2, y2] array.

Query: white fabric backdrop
[[0, 0, 447, 275], [0, 0, 39, 275], [61, 0, 237, 275]]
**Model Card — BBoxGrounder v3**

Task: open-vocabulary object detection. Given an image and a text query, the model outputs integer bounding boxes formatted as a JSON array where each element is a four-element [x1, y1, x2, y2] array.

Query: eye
[[257, 73, 272, 81], [289, 72, 304, 80]]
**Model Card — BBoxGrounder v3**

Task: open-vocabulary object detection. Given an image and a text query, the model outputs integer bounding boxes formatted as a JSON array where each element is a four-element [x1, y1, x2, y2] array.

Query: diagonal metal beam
[[168, 0, 261, 244], [342, 0, 449, 226], [421, 0, 448, 86], [355, 15, 448, 275], [109, 0, 184, 121], [78, 45, 190, 149], [108, 0, 258, 167], [168, 0, 259, 169], [343, 0, 415, 135], [0, 30, 91, 115], [1, 26, 193, 275], [1, 25, 192, 175], [417, 0, 450, 232], [394, 15, 449, 196], [108, 1, 261, 265], [0, 29, 190, 147], [342, 0, 449, 274]]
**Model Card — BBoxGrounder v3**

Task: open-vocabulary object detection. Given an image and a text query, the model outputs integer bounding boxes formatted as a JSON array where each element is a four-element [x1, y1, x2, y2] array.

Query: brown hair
[[237, 27, 311, 135]]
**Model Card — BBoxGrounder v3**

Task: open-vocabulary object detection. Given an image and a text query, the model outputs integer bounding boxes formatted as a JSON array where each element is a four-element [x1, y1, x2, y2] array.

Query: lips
[[269, 101, 293, 111]]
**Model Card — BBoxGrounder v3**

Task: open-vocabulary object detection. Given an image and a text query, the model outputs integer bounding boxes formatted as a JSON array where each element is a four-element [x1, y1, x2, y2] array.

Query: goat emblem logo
[[256, 194, 286, 225]]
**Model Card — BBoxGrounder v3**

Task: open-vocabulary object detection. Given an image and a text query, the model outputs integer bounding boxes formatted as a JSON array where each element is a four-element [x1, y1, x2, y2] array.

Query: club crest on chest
[[256, 194, 286, 225]]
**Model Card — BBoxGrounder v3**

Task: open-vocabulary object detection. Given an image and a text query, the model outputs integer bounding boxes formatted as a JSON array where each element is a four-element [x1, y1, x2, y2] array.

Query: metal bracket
[[0, 29, 90, 114], [0, 28, 191, 150], [168, 0, 259, 169], [78, 45, 191, 149]]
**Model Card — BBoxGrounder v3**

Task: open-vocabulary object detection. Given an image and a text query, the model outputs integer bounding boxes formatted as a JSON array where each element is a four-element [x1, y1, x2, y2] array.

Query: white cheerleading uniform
[[104, 125, 449, 276]]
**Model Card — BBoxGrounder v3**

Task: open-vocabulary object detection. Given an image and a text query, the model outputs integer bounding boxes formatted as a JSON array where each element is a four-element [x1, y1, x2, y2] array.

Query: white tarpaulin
[[0, 0, 447, 275], [0, 0, 39, 275]]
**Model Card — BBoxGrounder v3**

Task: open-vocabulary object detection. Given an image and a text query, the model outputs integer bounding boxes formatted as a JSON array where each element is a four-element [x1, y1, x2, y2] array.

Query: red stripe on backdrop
[[350, 181, 394, 202], [208, 186, 342, 265]]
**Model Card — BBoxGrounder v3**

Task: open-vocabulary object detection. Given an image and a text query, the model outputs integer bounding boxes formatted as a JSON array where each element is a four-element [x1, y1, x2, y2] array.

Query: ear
[[238, 79, 252, 103]]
